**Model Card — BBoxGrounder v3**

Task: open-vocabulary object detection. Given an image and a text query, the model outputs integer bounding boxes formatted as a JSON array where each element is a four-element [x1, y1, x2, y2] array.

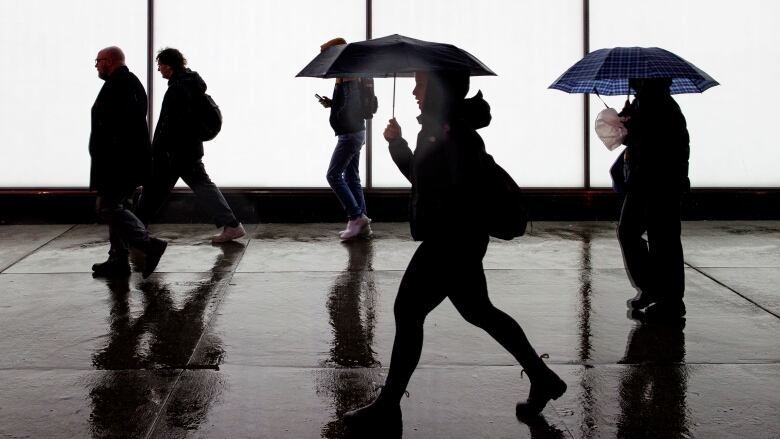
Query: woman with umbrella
[[343, 70, 566, 434]]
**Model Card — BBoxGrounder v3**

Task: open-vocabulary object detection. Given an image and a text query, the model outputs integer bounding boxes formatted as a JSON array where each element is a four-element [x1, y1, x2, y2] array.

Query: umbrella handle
[[594, 89, 609, 109], [393, 74, 396, 118]]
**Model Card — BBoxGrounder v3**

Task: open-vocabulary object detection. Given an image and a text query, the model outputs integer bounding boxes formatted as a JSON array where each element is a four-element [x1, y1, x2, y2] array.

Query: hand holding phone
[[316, 94, 331, 108]]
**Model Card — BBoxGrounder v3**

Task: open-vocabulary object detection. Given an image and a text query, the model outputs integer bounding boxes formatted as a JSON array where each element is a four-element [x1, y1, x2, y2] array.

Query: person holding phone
[[318, 37, 371, 240]]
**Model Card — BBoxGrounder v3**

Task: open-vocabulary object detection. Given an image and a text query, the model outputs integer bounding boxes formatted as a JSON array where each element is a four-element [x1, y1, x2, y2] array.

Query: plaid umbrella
[[549, 47, 718, 95]]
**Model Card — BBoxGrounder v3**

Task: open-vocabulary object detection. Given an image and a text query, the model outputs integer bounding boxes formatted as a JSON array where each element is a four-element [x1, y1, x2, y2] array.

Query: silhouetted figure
[[343, 71, 566, 436], [318, 38, 372, 240], [618, 78, 690, 320], [89, 46, 167, 279], [617, 320, 689, 438], [136, 47, 246, 244]]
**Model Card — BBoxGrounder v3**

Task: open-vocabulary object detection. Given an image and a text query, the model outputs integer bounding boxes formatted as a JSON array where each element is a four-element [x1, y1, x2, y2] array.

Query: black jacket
[[329, 80, 365, 135], [153, 69, 207, 163], [620, 92, 690, 193], [389, 92, 491, 241], [89, 66, 151, 192]]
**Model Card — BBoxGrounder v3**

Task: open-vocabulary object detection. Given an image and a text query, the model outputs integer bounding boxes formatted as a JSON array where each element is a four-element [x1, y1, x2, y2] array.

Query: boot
[[516, 359, 567, 418], [141, 238, 167, 279], [343, 397, 402, 438], [92, 257, 131, 277], [627, 290, 656, 310]]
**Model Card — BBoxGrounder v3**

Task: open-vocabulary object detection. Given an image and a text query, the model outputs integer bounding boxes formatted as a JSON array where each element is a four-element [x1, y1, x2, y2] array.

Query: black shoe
[[627, 291, 656, 310], [91, 258, 131, 277], [641, 301, 686, 320], [516, 365, 567, 418], [141, 238, 167, 279], [343, 398, 402, 438]]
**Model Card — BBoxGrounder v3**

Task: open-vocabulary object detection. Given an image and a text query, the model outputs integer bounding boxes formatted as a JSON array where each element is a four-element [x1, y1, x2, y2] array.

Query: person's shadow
[[88, 241, 245, 437], [616, 319, 689, 439], [317, 238, 387, 438]]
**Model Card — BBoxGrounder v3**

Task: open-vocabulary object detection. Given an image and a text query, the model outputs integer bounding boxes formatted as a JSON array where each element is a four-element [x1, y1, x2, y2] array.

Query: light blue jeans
[[326, 130, 366, 219]]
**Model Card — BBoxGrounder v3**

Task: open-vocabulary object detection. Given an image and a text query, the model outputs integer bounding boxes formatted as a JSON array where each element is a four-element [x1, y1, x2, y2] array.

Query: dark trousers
[[380, 236, 545, 402], [96, 189, 151, 260], [617, 189, 685, 304], [136, 158, 237, 228]]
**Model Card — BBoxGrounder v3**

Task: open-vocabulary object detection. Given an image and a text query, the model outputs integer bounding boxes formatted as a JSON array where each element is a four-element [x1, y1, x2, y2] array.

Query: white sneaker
[[212, 223, 246, 243], [339, 215, 370, 240]]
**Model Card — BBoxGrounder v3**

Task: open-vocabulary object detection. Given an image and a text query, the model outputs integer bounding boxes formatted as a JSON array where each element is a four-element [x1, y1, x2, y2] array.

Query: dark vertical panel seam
[[365, 0, 373, 188], [583, 0, 590, 188], [147, 0, 154, 138]]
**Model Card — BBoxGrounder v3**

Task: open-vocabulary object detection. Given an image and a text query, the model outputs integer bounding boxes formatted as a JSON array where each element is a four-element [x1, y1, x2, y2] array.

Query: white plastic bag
[[595, 107, 627, 151]]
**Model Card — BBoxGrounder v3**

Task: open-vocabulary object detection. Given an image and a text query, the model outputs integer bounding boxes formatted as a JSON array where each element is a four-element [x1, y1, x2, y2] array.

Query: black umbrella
[[296, 34, 496, 116]]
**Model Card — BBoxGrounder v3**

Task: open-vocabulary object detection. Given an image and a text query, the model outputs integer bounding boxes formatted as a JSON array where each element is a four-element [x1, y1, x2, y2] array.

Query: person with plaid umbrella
[[618, 77, 690, 320]]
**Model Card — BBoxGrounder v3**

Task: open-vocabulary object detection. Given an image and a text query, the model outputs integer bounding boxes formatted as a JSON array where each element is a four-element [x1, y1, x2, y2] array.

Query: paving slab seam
[[687, 262, 780, 319], [0, 224, 76, 273], [142, 232, 253, 439]]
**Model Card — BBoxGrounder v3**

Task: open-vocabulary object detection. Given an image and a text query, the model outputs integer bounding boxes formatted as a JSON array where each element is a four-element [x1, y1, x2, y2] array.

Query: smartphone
[[315, 94, 323, 101]]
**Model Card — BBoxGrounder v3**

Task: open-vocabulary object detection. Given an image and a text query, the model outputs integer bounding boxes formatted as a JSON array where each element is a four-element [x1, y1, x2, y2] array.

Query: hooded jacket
[[153, 69, 207, 162], [389, 88, 492, 241], [89, 66, 152, 192]]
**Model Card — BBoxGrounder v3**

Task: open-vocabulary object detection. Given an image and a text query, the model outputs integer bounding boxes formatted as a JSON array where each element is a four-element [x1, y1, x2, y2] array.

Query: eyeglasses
[[94, 58, 108, 65]]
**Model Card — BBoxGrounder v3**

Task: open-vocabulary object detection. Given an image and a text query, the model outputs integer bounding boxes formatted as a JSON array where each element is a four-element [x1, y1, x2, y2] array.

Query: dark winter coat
[[89, 66, 151, 192], [329, 79, 365, 135], [620, 91, 690, 193], [389, 92, 492, 241], [153, 69, 207, 163]]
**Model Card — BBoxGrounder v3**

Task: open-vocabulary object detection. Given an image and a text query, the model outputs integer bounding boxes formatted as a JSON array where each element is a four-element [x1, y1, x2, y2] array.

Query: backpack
[[483, 153, 529, 239], [194, 92, 222, 141], [358, 78, 378, 120]]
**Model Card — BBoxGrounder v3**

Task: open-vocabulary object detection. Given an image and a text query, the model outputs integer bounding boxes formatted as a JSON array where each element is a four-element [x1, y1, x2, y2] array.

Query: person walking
[[318, 38, 371, 240], [618, 78, 690, 320], [89, 46, 167, 278], [343, 71, 566, 435], [136, 47, 245, 243]]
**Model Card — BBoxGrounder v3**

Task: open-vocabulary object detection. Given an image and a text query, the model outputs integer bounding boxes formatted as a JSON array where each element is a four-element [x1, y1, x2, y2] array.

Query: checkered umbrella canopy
[[549, 47, 718, 95]]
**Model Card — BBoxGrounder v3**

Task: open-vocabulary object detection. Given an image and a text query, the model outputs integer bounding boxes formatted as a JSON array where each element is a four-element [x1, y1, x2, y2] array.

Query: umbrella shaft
[[393, 74, 396, 118]]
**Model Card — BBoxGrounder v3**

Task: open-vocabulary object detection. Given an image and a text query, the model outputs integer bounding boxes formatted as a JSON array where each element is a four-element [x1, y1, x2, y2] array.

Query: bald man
[[89, 46, 166, 278]]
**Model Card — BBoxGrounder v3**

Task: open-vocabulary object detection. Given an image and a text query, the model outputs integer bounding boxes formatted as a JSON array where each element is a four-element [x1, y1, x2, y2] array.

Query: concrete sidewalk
[[1, 222, 778, 438]]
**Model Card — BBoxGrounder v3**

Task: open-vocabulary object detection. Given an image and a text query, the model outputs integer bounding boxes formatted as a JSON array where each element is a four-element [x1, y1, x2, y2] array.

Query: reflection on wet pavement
[[0, 222, 779, 438], [319, 239, 381, 438]]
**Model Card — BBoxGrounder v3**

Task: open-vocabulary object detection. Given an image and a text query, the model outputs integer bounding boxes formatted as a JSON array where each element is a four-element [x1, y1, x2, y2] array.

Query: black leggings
[[381, 236, 545, 401]]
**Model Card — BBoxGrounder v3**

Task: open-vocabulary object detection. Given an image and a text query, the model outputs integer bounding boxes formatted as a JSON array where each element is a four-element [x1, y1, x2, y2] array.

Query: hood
[[417, 85, 492, 131], [462, 90, 491, 130], [170, 68, 207, 93]]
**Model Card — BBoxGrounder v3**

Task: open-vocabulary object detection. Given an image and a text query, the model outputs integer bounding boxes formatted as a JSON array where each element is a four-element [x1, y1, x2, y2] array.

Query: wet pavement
[[0, 221, 779, 438]]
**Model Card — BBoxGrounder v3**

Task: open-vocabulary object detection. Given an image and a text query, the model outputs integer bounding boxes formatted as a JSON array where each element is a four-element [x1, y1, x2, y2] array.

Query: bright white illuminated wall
[[589, 0, 780, 187], [371, 0, 584, 187], [153, 0, 364, 187], [2, 2, 779, 189], [0, 2, 147, 187]]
